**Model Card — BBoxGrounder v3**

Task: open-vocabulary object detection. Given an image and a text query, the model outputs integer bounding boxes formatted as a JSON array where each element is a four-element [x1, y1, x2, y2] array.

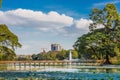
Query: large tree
[[0, 24, 21, 60], [74, 4, 120, 64], [0, 0, 2, 8], [73, 29, 108, 60], [0, 0, 21, 60], [90, 4, 120, 64]]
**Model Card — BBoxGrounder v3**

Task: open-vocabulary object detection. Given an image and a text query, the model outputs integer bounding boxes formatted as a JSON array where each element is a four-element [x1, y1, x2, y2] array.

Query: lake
[[0, 63, 120, 80]]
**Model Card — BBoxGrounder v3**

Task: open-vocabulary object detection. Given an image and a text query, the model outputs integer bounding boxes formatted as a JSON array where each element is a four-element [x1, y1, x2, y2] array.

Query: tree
[[0, 24, 21, 60], [0, 0, 2, 8], [47, 51, 57, 60], [73, 34, 91, 59], [90, 4, 120, 64], [56, 50, 67, 60], [74, 4, 120, 64], [32, 54, 38, 60], [71, 50, 78, 59], [73, 30, 105, 60], [0, 0, 21, 60]]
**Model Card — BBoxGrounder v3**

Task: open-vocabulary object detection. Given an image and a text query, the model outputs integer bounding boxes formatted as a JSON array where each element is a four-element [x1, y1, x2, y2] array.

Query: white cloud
[[0, 8, 92, 36], [0, 9, 94, 54], [0, 9, 93, 34], [20, 44, 30, 50], [96, 24, 104, 29], [0, 8, 73, 32], [75, 18, 93, 31], [16, 41, 51, 55]]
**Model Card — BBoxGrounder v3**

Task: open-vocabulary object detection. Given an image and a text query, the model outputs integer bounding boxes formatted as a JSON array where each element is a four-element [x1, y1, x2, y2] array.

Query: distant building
[[51, 43, 62, 51]]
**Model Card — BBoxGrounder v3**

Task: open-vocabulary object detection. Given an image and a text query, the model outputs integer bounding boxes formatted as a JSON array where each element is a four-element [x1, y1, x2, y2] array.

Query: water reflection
[[0, 64, 120, 80], [1, 64, 120, 73], [0, 71, 120, 80]]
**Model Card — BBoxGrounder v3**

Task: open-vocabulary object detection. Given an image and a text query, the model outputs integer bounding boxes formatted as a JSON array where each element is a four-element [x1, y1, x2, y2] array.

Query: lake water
[[0, 64, 120, 80]]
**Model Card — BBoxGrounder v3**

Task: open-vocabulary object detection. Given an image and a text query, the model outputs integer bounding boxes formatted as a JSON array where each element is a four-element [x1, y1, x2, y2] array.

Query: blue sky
[[0, 0, 120, 55]]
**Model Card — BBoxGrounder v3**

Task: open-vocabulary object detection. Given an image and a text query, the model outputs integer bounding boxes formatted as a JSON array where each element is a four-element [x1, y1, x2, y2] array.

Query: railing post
[[24, 62, 26, 70], [39, 62, 40, 67], [14, 63, 16, 70], [34, 62, 36, 68], [19, 62, 21, 70]]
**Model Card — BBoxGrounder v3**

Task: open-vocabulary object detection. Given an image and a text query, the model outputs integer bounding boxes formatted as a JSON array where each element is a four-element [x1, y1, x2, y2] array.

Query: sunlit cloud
[[0, 8, 73, 32], [0, 9, 92, 54], [75, 18, 93, 31]]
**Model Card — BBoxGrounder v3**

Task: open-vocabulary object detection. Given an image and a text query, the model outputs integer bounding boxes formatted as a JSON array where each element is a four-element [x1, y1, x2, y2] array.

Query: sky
[[0, 0, 120, 55]]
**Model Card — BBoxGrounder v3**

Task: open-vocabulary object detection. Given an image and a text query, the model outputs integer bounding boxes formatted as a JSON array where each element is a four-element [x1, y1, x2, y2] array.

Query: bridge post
[[19, 62, 21, 70], [29, 62, 31, 68], [53, 62, 55, 66], [14, 63, 16, 70], [39, 62, 40, 67], [44, 62, 46, 67], [24, 62, 26, 70], [34, 62, 36, 68]]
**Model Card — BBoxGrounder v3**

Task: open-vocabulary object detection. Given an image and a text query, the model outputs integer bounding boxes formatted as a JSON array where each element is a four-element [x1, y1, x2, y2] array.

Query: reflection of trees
[[105, 68, 112, 73], [96, 68, 120, 73], [0, 64, 7, 71]]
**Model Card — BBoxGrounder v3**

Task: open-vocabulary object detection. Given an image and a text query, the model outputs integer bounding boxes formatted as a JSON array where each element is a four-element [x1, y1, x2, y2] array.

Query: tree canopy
[[0, 24, 21, 60], [73, 4, 120, 64], [0, 0, 2, 8], [31, 50, 78, 61]]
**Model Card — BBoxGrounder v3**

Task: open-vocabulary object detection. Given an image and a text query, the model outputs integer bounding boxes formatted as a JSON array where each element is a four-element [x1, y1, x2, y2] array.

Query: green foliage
[[0, 24, 21, 60], [0, 52, 3, 60], [74, 4, 120, 64], [90, 4, 119, 32], [70, 50, 78, 59], [0, 0, 2, 8], [1, 46, 16, 60], [56, 50, 68, 60], [32, 54, 38, 60], [32, 50, 79, 60], [74, 29, 106, 59]]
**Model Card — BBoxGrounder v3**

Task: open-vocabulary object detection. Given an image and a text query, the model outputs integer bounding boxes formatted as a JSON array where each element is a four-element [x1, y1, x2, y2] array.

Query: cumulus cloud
[[0, 8, 73, 32], [0, 8, 93, 36], [20, 44, 30, 50], [96, 24, 104, 29], [16, 41, 51, 54], [0, 9, 95, 54], [75, 18, 93, 31]]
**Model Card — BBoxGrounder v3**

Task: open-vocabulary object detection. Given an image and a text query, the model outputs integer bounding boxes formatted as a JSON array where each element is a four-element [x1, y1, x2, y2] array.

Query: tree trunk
[[104, 53, 111, 64]]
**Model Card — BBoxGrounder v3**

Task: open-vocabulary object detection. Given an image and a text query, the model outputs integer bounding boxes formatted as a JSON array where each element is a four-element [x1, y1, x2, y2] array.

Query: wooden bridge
[[0, 60, 103, 67]]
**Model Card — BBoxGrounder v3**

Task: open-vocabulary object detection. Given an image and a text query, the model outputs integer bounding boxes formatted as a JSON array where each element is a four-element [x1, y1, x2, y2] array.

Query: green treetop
[[0, 24, 21, 60], [74, 4, 120, 64], [0, 0, 2, 8]]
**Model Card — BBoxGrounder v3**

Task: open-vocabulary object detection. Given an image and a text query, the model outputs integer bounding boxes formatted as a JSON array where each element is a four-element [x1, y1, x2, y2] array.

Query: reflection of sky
[[4, 64, 120, 73], [1, 66, 120, 79]]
